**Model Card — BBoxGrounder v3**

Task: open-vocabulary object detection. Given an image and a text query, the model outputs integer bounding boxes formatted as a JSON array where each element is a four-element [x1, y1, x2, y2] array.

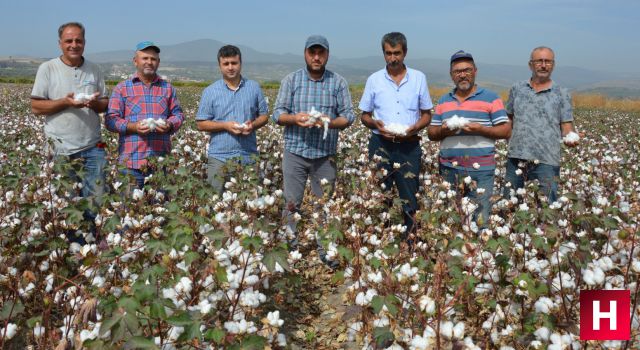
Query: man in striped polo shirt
[[427, 50, 511, 228], [196, 45, 269, 192]]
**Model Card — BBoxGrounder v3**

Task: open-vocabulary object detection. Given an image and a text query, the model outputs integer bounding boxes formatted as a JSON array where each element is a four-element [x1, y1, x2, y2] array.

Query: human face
[[218, 55, 242, 82], [529, 48, 555, 81], [305, 46, 328, 76], [134, 49, 160, 79], [58, 26, 85, 65], [450, 60, 477, 93], [383, 43, 406, 70]]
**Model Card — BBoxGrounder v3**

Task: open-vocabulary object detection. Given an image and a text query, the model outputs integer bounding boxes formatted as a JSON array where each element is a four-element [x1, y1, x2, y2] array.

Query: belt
[[379, 134, 421, 143]]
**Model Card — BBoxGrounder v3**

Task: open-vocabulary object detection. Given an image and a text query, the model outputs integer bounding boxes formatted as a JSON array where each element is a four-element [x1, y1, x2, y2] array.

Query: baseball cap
[[305, 35, 329, 50], [450, 50, 473, 63], [136, 41, 160, 53]]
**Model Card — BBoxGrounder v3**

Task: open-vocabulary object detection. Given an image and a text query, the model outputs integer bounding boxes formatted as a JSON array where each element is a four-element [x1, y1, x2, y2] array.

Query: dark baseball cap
[[136, 41, 160, 53], [305, 35, 329, 50], [450, 50, 473, 63]]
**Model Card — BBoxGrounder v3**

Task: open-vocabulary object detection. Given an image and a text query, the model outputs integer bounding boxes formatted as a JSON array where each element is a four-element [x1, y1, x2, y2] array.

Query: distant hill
[[3, 39, 640, 98]]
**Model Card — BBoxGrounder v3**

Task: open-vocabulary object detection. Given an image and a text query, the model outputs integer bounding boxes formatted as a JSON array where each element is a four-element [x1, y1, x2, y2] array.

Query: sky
[[2, 0, 639, 73]]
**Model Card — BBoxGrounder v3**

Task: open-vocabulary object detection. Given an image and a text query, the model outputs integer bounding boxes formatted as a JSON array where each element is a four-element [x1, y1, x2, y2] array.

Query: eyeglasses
[[530, 59, 555, 66], [451, 68, 475, 76]]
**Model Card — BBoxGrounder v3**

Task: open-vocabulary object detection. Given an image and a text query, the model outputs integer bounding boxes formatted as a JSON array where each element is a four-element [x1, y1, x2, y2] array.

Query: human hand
[[294, 112, 313, 128], [226, 121, 244, 135], [373, 120, 394, 138], [154, 121, 171, 134], [461, 122, 483, 134], [65, 92, 89, 109], [135, 121, 151, 135], [240, 120, 254, 135]]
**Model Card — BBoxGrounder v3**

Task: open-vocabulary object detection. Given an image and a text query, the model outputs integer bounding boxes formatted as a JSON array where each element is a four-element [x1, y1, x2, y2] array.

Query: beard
[[306, 63, 325, 76]]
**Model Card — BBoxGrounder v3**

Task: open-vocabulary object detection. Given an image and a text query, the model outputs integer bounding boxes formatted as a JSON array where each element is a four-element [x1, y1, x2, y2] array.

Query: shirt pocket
[[125, 96, 143, 119], [404, 94, 419, 112], [154, 96, 169, 116]]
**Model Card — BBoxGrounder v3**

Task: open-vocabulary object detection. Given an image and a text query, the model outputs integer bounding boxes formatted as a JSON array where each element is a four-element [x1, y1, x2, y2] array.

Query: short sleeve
[[31, 63, 50, 99]]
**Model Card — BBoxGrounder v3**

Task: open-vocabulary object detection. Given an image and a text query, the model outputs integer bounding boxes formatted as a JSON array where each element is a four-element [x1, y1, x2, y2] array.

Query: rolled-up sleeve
[[358, 76, 374, 113], [166, 87, 184, 133], [337, 78, 355, 125], [105, 84, 128, 135], [272, 75, 292, 123]]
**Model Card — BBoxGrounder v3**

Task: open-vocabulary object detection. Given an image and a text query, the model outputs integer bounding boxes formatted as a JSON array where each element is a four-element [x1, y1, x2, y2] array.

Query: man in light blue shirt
[[196, 45, 269, 192], [360, 32, 433, 240]]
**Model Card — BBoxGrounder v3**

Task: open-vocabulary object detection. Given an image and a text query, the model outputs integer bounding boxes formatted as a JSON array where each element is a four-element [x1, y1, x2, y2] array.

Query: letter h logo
[[580, 290, 630, 340]]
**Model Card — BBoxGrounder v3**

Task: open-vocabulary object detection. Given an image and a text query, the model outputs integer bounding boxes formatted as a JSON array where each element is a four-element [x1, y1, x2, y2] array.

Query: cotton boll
[[74, 92, 95, 102], [445, 115, 470, 130], [386, 123, 410, 136], [4, 323, 18, 339], [563, 132, 580, 144]]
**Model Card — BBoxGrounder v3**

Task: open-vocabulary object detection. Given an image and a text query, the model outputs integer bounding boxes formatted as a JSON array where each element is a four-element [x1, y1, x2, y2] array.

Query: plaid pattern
[[106, 74, 184, 169], [272, 69, 355, 159]]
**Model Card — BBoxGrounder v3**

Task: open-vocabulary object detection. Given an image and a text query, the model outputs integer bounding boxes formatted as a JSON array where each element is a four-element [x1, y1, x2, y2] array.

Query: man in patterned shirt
[[504, 47, 578, 203], [196, 45, 269, 193], [273, 35, 355, 257], [106, 41, 184, 189], [428, 50, 511, 228]]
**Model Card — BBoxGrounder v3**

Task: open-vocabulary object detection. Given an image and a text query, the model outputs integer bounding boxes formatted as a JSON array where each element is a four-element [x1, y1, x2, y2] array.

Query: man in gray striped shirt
[[196, 45, 269, 192], [273, 35, 355, 265]]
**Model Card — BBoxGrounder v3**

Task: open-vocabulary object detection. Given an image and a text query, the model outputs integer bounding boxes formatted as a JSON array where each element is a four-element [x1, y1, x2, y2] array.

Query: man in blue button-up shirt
[[360, 32, 433, 240], [273, 35, 355, 258], [196, 45, 269, 192]]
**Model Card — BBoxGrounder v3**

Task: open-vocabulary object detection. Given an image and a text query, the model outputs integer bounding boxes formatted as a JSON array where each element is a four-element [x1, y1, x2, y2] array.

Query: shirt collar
[[449, 85, 483, 100], [132, 72, 161, 84], [526, 79, 554, 93], [223, 76, 245, 91], [383, 66, 409, 86], [304, 68, 327, 82]]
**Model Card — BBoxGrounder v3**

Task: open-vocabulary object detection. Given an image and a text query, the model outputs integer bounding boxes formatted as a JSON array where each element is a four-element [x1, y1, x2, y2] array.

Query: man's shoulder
[[510, 80, 529, 90], [324, 70, 348, 85], [477, 87, 500, 100], [283, 68, 306, 81], [37, 57, 62, 71]]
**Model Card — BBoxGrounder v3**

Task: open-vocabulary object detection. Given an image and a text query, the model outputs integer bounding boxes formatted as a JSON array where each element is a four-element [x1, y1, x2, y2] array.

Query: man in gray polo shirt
[[31, 22, 108, 239], [504, 46, 578, 203]]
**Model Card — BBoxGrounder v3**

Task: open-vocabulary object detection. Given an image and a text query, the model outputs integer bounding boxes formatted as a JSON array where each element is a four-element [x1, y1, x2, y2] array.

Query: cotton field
[[0, 83, 638, 349]]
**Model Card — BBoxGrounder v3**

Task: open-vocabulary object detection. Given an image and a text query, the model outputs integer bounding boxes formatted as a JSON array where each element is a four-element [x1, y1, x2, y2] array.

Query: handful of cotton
[[562, 131, 580, 144], [445, 115, 470, 130], [234, 121, 250, 130], [74, 92, 96, 103], [305, 106, 330, 139], [385, 123, 410, 136], [141, 118, 167, 131]]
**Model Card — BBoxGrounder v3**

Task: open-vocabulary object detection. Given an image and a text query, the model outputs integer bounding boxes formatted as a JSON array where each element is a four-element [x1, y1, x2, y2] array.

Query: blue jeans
[[66, 145, 107, 201], [439, 165, 494, 227], [504, 157, 560, 203], [368, 133, 421, 235], [121, 168, 148, 190], [58, 145, 106, 243]]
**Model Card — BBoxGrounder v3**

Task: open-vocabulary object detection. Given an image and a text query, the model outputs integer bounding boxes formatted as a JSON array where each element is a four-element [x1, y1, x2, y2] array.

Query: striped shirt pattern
[[272, 68, 355, 159], [106, 74, 184, 169], [432, 87, 508, 171], [196, 78, 268, 163]]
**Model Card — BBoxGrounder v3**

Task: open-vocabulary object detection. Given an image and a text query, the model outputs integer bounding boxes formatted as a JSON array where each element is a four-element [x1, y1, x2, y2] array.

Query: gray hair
[[530, 46, 555, 60], [381, 32, 407, 53], [58, 22, 85, 39]]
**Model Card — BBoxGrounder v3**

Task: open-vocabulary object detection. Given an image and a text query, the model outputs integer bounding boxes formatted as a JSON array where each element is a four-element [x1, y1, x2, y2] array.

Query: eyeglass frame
[[530, 59, 555, 66]]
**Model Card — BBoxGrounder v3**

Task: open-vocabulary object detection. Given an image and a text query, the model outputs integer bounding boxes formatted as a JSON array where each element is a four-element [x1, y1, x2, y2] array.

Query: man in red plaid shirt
[[106, 41, 184, 188]]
